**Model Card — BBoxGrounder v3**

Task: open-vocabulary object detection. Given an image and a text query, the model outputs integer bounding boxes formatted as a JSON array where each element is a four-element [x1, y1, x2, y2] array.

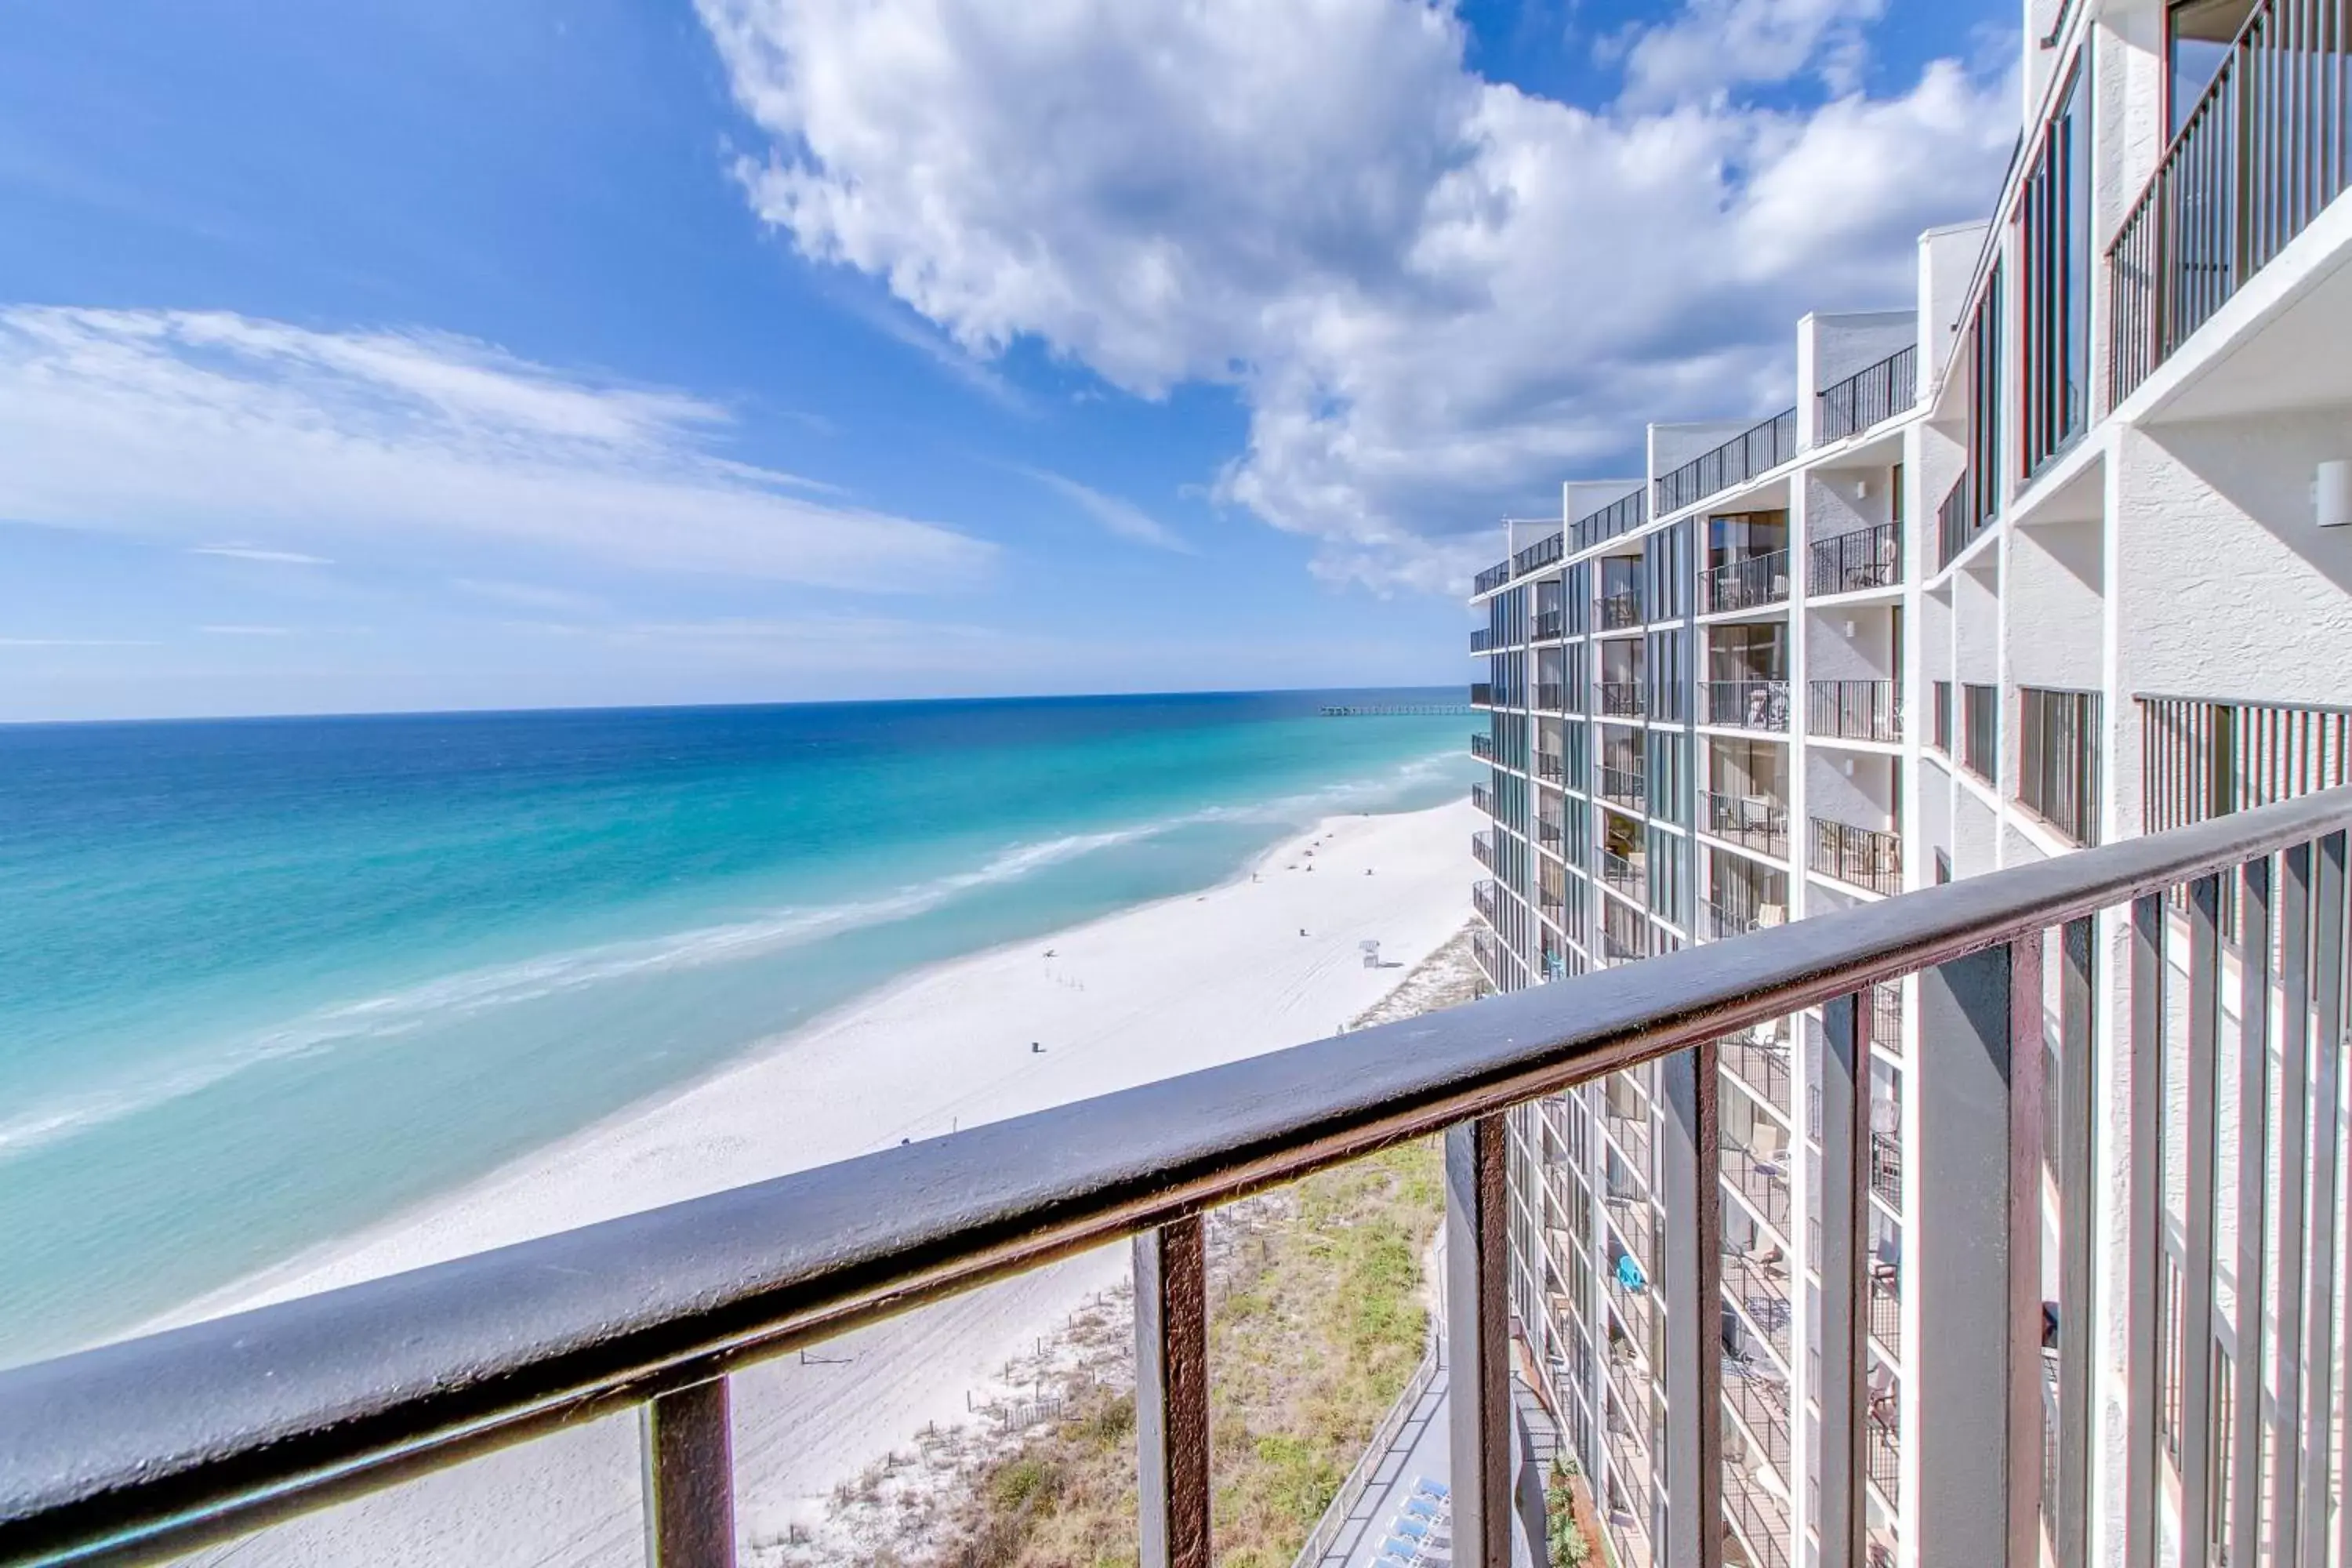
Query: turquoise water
[[0, 691, 1472, 1366]]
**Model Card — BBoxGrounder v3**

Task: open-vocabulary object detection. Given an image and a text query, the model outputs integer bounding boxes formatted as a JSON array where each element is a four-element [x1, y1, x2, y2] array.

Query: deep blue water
[[0, 691, 1471, 1364]]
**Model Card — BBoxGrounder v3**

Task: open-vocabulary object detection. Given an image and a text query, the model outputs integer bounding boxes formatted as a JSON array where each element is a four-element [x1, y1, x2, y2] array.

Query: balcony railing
[[1937, 468, 1992, 569], [1537, 751, 1566, 785], [1655, 408, 1800, 515], [2107, 0, 2352, 402], [1472, 830, 1496, 870], [1533, 609, 1565, 641], [1811, 817, 1902, 895], [1599, 681, 1646, 718], [1572, 488, 1649, 553], [1698, 550, 1791, 615], [1817, 344, 1918, 443], [2020, 687, 2103, 846], [1473, 879, 1499, 924], [1599, 591, 1644, 631], [1809, 522, 1901, 597], [1720, 1029, 1791, 1109], [1534, 682, 1567, 714], [1868, 1130, 1903, 1209], [1470, 627, 1499, 654], [1599, 764, 1646, 809], [1600, 850, 1645, 900], [2140, 691, 2352, 834], [1470, 731, 1496, 761], [5, 789, 2351, 1568], [1472, 783, 1498, 818], [1933, 679, 1955, 754], [1473, 557, 1511, 595], [1471, 681, 1496, 709], [1809, 679, 1901, 743], [1722, 1145, 1794, 1236], [1514, 528, 1566, 578], [1961, 682, 1999, 781], [1702, 678, 1789, 731], [1537, 817, 1565, 852], [1703, 790, 1790, 858]]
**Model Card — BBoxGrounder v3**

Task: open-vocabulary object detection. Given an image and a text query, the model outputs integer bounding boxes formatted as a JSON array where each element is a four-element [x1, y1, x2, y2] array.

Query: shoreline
[[165, 795, 1479, 1566], [162, 796, 1481, 1330]]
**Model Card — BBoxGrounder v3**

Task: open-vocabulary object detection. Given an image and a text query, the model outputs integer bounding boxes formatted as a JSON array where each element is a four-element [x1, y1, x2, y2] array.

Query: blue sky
[[0, 0, 2013, 720]]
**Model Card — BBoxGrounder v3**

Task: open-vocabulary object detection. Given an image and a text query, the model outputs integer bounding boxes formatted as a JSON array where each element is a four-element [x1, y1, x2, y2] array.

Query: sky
[[0, 0, 2018, 721]]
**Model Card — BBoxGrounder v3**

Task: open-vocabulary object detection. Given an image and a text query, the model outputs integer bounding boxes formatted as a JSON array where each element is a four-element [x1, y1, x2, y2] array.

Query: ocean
[[0, 690, 1471, 1366]]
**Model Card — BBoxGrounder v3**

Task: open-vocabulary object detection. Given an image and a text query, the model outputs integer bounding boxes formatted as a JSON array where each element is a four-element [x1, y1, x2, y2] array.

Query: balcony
[[1599, 682, 1647, 719], [1600, 850, 1645, 901], [1959, 682, 1998, 781], [1472, 830, 1497, 871], [1473, 879, 1499, 925], [1471, 783, 1500, 819], [1535, 681, 1568, 714], [1655, 408, 1800, 515], [1869, 1130, 1903, 1209], [1698, 550, 1790, 615], [2107, 0, 2352, 401], [1722, 1144, 1794, 1238], [1599, 764, 1646, 810], [1703, 679, 1789, 731], [7, 789, 2349, 1568], [1573, 488, 1647, 553], [1473, 557, 1512, 595], [1599, 590, 1645, 631], [1702, 791, 1789, 858], [1809, 680, 1900, 744], [1537, 816, 1565, 853], [1469, 731, 1496, 761], [1536, 752, 1566, 785], [1720, 1028, 1791, 1109], [2138, 691, 2352, 833], [1469, 626, 1501, 654], [1937, 468, 1992, 569], [1533, 608, 1565, 641], [1816, 343, 1917, 443], [2020, 687, 2102, 846], [1811, 817, 1902, 895], [1809, 522, 1901, 597], [1513, 528, 1566, 578], [1470, 681, 1497, 710]]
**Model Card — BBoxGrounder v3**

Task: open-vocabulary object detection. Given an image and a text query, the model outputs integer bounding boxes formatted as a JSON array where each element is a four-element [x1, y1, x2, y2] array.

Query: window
[[2020, 58, 2090, 475], [2167, 0, 2254, 134], [1966, 263, 2005, 524]]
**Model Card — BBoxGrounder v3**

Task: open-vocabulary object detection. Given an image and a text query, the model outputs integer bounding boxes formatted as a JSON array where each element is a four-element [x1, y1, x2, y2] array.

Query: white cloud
[[1010, 465, 1189, 551], [0, 308, 993, 591], [190, 543, 332, 565], [198, 624, 292, 637], [697, 0, 2012, 590], [453, 577, 605, 613], [1610, 0, 1887, 107]]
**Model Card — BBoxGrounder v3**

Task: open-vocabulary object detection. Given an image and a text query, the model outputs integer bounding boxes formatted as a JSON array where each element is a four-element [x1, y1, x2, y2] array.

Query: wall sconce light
[[2319, 461, 2351, 528], [1854, 479, 1870, 500], [1842, 758, 1857, 779]]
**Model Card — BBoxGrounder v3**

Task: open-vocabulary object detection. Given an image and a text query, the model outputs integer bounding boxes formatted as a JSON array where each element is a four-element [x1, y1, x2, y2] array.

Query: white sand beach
[[176, 797, 1479, 1566]]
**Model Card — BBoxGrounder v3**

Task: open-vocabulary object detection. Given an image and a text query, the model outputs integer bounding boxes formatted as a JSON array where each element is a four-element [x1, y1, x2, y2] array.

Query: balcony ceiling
[[2147, 204, 2352, 423]]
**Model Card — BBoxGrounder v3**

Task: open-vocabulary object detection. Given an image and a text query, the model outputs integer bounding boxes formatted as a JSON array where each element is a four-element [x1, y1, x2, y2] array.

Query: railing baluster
[[2298, 831, 2347, 1566], [2272, 842, 2314, 1568], [2182, 875, 2224, 1568], [1817, 996, 1867, 1568], [641, 1378, 735, 1568], [1445, 1112, 1514, 1568], [1657, 1045, 1724, 1568], [1135, 1214, 1210, 1568], [2125, 895, 2166, 1568], [2230, 858, 2274, 1568], [2055, 916, 2096, 1568], [2005, 936, 2049, 1568]]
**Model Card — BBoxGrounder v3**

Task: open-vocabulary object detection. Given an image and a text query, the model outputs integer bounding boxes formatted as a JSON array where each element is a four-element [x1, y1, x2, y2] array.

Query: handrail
[[7, 785, 2352, 1565], [1653, 408, 1798, 517]]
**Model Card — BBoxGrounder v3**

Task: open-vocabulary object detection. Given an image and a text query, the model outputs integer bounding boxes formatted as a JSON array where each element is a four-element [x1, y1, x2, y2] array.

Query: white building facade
[[1468, 2, 2352, 1566]]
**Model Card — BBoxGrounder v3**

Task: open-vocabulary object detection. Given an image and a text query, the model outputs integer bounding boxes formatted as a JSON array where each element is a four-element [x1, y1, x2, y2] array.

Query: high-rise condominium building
[[1468, 3, 2352, 1566]]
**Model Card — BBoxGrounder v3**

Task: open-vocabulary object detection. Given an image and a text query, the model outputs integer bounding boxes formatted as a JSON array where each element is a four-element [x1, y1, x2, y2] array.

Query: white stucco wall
[[2004, 514, 2105, 691]]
